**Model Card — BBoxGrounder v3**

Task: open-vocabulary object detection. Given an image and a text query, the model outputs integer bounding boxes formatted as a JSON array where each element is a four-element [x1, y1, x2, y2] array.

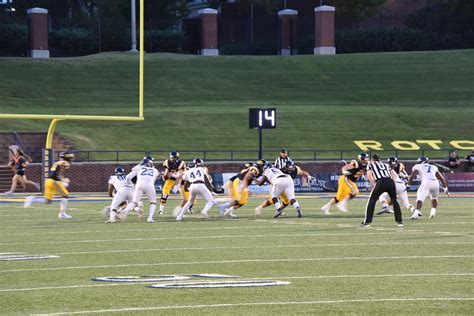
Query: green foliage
[[335, 28, 464, 53], [220, 40, 277, 55], [145, 29, 185, 53], [49, 27, 98, 56], [0, 23, 27, 55], [329, 0, 386, 21], [405, 0, 474, 49], [206, 0, 279, 13]]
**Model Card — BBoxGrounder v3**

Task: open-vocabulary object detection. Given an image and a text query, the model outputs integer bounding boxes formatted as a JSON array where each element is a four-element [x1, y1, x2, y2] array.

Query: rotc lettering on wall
[[354, 140, 474, 151]]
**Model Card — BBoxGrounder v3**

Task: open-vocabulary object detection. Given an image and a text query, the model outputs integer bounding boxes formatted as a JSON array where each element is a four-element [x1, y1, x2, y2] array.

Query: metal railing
[[19, 149, 468, 163]]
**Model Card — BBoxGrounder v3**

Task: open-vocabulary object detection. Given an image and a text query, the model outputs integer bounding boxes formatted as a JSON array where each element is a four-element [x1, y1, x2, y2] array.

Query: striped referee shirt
[[367, 161, 391, 180], [274, 156, 293, 169]]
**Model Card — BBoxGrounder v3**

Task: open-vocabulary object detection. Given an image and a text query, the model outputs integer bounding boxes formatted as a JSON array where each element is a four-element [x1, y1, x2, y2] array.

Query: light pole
[[130, 0, 138, 52]]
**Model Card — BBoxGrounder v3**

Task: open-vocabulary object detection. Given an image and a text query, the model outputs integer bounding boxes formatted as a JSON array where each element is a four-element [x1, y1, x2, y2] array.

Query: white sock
[[33, 197, 47, 204], [60, 199, 68, 212], [110, 209, 116, 220], [274, 201, 281, 211], [292, 201, 300, 210], [122, 202, 136, 215], [177, 201, 192, 219], [159, 204, 165, 213], [148, 203, 156, 220], [202, 201, 213, 214], [220, 202, 231, 209]]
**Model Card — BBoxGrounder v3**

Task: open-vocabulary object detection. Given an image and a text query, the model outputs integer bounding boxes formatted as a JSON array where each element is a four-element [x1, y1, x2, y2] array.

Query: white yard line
[[0, 225, 310, 237], [1, 255, 472, 274], [53, 241, 474, 256], [0, 231, 443, 246], [0, 273, 472, 293], [31, 297, 474, 315]]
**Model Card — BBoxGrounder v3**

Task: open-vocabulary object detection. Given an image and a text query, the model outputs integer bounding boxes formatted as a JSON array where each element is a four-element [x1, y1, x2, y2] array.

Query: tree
[[329, 0, 387, 27], [206, 0, 279, 13]]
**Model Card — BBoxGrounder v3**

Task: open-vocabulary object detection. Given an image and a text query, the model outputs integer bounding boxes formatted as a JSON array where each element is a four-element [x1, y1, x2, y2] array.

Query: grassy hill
[[0, 50, 473, 157]]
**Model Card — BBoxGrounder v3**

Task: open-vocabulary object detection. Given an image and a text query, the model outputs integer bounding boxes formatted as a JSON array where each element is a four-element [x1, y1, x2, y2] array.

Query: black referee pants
[[364, 178, 402, 224]]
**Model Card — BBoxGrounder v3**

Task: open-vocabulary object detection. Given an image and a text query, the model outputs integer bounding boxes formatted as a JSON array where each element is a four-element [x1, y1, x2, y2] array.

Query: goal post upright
[[0, 0, 145, 175]]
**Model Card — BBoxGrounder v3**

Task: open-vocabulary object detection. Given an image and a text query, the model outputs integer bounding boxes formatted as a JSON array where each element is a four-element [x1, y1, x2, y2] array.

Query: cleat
[[273, 209, 283, 218], [255, 206, 263, 216], [429, 209, 436, 219], [410, 210, 422, 220], [4, 191, 13, 195], [320, 204, 331, 215], [105, 218, 116, 224], [200, 211, 210, 219], [336, 203, 348, 213], [396, 222, 404, 227], [58, 213, 72, 219], [224, 208, 236, 218], [146, 218, 154, 223], [296, 209, 302, 218], [376, 206, 390, 215], [360, 222, 370, 227]]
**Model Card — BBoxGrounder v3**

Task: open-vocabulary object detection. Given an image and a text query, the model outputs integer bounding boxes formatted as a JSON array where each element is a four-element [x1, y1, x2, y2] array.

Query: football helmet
[[193, 158, 204, 166], [59, 151, 74, 161], [358, 153, 369, 161], [186, 162, 195, 169], [141, 156, 154, 167], [387, 156, 398, 166], [285, 160, 296, 170], [114, 167, 125, 175], [169, 151, 179, 160], [417, 156, 429, 164], [372, 154, 381, 161], [244, 161, 254, 168], [256, 159, 267, 172]]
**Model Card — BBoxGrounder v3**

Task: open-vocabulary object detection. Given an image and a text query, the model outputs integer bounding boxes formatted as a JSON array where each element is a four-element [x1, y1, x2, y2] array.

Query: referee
[[362, 154, 403, 227], [274, 148, 293, 169]]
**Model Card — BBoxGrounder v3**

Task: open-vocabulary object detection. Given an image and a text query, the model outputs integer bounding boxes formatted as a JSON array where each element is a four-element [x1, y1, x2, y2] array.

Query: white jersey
[[263, 167, 289, 184], [108, 175, 133, 191], [412, 163, 438, 182], [127, 165, 159, 185], [185, 166, 207, 184]]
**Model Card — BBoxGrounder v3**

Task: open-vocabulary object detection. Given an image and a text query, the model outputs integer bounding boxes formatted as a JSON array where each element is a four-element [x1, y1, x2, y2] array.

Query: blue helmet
[[114, 167, 125, 175], [417, 156, 429, 164], [186, 162, 195, 169], [141, 156, 154, 166], [387, 156, 398, 166], [193, 158, 204, 166], [358, 153, 369, 161], [169, 151, 179, 160]]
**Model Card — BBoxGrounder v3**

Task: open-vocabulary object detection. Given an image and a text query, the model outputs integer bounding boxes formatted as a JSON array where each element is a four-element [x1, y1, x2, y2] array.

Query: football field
[[0, 195, 473, 315]]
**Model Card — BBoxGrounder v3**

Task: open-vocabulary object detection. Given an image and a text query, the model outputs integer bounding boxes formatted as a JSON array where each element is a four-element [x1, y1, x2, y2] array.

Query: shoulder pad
[[350, 160, 359, 168]]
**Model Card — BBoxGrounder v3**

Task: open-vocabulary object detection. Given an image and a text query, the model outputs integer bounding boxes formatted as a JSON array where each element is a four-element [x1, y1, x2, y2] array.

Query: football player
[[104, 167, 136, 223], [5, 148, 39, 194], [172, 162, 196, 217], [223, 160, 262, 218], [24, 151, 74, 219], [408, 156, 449, 219], [255, 161, 313, 216], [256, 163, 302, 218], [118, 157, 159, 223], [377, 157, 415, 215], [176, 159, 215, 221], [320, 153, 369, 214], [158, 152, 185, 215]]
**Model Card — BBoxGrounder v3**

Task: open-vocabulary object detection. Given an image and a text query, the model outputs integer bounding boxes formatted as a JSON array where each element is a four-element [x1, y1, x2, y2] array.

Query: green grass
[[0, 50, 473, 153], [0, 195, 472, 315]]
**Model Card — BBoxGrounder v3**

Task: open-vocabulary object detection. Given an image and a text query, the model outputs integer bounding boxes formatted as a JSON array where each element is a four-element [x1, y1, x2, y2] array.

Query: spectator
[[464, 150, 474, 172], [447, 150, 460, 169]]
